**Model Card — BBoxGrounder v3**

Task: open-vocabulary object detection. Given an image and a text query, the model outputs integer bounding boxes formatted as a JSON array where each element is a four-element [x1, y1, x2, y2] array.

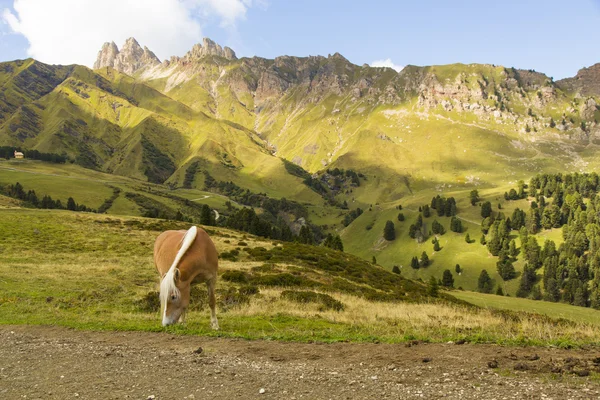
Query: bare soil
[[1, 325, 599, 399]]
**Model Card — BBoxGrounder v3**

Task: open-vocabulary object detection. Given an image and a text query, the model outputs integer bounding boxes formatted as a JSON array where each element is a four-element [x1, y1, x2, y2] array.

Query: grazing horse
[[154, 226, 219, 329]]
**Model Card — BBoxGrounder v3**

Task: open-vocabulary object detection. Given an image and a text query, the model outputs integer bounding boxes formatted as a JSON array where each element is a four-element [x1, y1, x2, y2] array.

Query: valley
[[1, 37, 600, 342]]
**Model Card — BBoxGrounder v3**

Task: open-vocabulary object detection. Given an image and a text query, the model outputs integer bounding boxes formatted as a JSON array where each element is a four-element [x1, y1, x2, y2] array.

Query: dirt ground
[[1, 325, 599, 399]]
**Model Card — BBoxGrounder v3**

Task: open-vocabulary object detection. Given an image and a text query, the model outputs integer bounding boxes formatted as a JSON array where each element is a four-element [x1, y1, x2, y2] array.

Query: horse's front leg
[[178, 309, 187, 324]]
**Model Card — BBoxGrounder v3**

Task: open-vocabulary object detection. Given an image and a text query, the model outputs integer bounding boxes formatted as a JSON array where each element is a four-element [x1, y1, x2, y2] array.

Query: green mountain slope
[[2, 38, 600, 298]]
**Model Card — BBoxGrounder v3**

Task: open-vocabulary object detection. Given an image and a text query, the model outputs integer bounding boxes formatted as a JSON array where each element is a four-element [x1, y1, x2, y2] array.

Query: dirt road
[[1, 325, 599, 399]]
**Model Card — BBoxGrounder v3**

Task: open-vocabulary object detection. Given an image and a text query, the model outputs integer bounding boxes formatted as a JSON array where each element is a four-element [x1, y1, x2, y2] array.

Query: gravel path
[[1, 325, 599, 399]]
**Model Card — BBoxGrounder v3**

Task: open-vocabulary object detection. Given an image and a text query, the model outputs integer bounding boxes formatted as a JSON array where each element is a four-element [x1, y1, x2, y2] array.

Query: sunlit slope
[[0, 61, 322, 202]]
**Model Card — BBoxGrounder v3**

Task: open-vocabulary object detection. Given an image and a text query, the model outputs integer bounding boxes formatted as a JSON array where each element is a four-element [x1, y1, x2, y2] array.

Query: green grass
[[451, 290, 600, 327], [2, 208, 599, 346]]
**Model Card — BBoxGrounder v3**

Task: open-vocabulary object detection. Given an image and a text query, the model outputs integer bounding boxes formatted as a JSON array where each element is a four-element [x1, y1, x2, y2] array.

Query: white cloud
[[2, 0, 259, 66], [370, 58, 404, 72]]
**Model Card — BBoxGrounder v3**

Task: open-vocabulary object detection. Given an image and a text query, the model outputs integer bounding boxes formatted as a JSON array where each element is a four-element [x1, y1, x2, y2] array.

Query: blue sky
[[1, 0, 599, 79]]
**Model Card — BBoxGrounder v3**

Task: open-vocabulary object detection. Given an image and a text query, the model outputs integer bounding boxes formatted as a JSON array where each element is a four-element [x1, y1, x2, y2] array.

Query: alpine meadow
[[2, 26, 600, 399]]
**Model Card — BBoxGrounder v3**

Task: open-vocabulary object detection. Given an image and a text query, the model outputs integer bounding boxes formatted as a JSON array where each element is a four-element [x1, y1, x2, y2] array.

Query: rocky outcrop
[[93, 42, 119, 70], [182, 38, 237, 61], [93, 38, 160, 75], [557, 63, 600, 96]]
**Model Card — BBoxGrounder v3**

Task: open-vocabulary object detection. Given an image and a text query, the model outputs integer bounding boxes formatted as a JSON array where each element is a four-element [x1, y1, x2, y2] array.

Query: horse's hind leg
[[207, 277, 219, 330]]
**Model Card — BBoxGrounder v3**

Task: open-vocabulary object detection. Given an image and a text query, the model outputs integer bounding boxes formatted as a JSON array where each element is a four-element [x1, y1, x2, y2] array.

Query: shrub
[[239, 285, 260, 295], [221, 270, 249, 283], [281, 290, 344, 311], [219, 287, 250, 311], [220, 248, 240, 261], [136, 290, 160, 312], [252, 273, 314, 287]]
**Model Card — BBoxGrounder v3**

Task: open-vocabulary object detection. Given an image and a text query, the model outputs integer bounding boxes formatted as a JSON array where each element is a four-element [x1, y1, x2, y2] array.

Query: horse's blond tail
[[160, 226, 198, 311]]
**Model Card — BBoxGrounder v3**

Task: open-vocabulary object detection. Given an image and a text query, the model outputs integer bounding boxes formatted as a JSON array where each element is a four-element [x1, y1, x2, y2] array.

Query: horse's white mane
[[160, 226, 198, 314]]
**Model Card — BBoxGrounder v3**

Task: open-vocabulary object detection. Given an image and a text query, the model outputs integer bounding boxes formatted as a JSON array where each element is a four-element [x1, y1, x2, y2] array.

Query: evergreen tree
[[200, 204, 216, 226], [481, 201, 492, 218], [497, 259, 516, 281], [465, 233, 471, 243], [66, 197, 77, 211], [422, 204, 431, 218], [392, 265, 401, 274], [509, 239, 518, 258], [372, 255, 377, 264], [511, 208, 526, 230], [525, 236, 542, 269], [383, 220, 396, 241], [477, 270, 494, 293], [397, 213, 405, 222], [433, 239, 441, 251], [450, 216, 462, 233], [442, 269, 454, 288], [516, 264, 536, 298], [411, 256, 420, 270], [543, 278, 560, 302], [480, 234, 486, 245], [420, 251, 429, 268], [298, 225, 315, 245], [432, 220, 445, 235], [332, 235, 344, 252], [470, 189, 480, 206], [174, 210, 184, 221], [496, 285, 504, 296], [526, 207, 541, 234], [428, 276, 439, 297], [531, 285, 542, 300], [455, 264, 461, 274]]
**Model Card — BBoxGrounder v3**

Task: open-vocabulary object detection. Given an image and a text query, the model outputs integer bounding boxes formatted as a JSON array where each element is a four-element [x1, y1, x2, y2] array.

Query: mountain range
[[1, 37, 599, 204]]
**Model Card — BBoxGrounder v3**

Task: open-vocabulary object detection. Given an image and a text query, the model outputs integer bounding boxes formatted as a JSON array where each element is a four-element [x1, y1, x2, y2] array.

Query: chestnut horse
[[154, 226, 219, 329]]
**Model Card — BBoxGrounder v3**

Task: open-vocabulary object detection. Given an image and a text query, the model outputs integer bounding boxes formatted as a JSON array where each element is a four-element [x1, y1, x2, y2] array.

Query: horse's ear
[[174, 268, 181, 283]]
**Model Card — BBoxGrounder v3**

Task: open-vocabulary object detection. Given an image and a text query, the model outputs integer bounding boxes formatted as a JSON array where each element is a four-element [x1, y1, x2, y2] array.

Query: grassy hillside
[[1, 207, 598, 346]]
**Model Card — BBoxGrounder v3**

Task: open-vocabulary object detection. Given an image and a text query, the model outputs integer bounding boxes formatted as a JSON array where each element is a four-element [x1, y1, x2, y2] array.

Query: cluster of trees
[[0, 147, 68, 163], [343, 208, 363, 227], [204, 171, 307, 219], [224, 207, 294, 241], [323, 233, 344, 251], [410, 251, 429, 269], [430, 195, 457, 217], [408, 215, 425, 241], [503, 180, 527, 200], [480, 173, 600, 307], [183, 161, 200, 188], [0, 182, 93, 212], [450, 216, 463, 233], [326, 168, 363, 187], [431, 220, 445, 235]]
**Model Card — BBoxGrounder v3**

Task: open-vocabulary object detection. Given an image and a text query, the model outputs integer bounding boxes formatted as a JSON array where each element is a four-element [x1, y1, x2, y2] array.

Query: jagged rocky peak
[[93, 37, 160, 75], [183, 38, 237, 61], [93, 41, 119, 70]]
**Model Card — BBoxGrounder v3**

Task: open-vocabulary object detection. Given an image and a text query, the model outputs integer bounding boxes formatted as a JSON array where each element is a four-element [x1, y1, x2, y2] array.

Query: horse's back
[[154, 227, 218, 283]]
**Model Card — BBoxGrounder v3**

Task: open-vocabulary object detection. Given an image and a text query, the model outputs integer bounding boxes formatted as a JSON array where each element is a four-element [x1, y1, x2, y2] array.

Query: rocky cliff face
[[557, 63, 600, 96], [183, 38, 237, 61], [92, 37, 599, 143], [93, 37, 160, 75]]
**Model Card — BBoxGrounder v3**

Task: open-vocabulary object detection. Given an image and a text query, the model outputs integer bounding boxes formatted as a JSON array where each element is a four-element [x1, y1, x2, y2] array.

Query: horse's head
[[160, 268, 190, 326]]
